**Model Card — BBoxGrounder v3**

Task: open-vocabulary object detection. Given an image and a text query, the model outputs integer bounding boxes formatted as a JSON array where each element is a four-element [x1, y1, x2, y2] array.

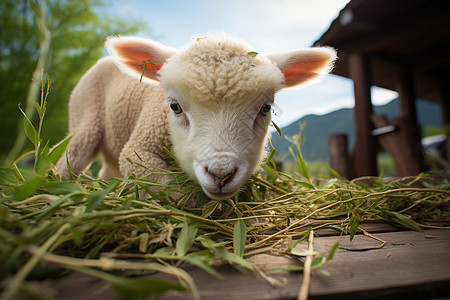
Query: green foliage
[[0, 0, 145, 161], [377, 153, 396, 177], [422, 125, 444, 137]]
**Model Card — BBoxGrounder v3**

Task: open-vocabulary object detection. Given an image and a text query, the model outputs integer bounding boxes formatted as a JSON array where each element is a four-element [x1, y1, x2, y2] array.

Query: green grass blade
[[85, 179, 120, 212], [12, 175, 42, 200], [184, 252, 224, 279], [296, 152, 311, 181], [381, 210, 422, 231], [47, 135, 72, 165], [176, 221, 198, 257], [271, 120, 282, 136], [233, 220, 246, 257], [326, 243, 339, 261], [19, 104, 38, 147], [349, 214, 360, 241]]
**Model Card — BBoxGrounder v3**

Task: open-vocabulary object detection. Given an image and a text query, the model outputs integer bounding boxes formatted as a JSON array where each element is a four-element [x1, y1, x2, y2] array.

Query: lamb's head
[[106, 34, 336, 200]]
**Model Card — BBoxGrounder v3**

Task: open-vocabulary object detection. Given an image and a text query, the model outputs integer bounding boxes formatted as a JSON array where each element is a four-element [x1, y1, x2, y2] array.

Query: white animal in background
[[56, 33, 336, 200]]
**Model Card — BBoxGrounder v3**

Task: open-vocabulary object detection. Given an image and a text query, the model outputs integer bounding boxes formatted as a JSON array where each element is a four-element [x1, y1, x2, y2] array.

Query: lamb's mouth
[[202, 188, 238, 200]]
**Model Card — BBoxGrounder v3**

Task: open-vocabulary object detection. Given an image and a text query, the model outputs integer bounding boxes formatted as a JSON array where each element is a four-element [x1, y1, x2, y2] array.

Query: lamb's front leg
[[119, 141, 175, 192]]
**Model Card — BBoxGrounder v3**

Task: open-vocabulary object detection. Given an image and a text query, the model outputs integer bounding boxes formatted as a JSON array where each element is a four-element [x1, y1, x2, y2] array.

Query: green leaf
[[134, 151, 144, 162], [290, 227, 312, 250], [271, 120, 282, 136], [316, 267, 330, 276], [326, 243, 339, 261], [349, 213, 360, 241], [289, 248, 318, 257], [19, 104, 38, 147], [279, 173, 314, 189], [296, 152, 310, 181], [311, 257, 327, 269], [12, 175, 42, 200], [264, 164, 275, 182], [46, 135, 72, 165], [85, 179, 121, 212], [379, 167, 385, 180], [266, 148, 276, 163], [64, 152, 77, 180], [33, 101, 43, 119], [233, 220, 246, 257], [381, 210, 422, 231], [138, 59, 156, 82], [41, 181, 84, 194], [176, 221, 198, 257], [197, 236, 254, 271], [35, 140, 51, 174], [184, 251, 223, 279], [328, 166, 344, 180], [85, 190, 107, 213], [248, 51, 259, 57], [201, 200, 221, 218], [153, 247, 176, 256], [108, 274, 185, 299]]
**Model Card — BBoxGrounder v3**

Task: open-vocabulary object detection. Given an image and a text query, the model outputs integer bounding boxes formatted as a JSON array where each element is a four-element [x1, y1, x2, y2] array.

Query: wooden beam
[[349, 53, 377, 177], [331, 6, 450, 55]]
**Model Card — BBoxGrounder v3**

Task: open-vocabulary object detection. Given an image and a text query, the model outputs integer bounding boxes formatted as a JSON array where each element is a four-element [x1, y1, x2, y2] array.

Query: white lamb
[[56, 33, 336, 200]]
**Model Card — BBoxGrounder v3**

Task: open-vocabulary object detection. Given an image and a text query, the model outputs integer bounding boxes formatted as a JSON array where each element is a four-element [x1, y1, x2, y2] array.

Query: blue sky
[[109, 0, 398, 127]]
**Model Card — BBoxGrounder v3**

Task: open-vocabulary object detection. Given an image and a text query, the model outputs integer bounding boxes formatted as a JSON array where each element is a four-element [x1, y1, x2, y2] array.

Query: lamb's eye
[[169, 101, 183, 114], [259, 104, 271, 115]]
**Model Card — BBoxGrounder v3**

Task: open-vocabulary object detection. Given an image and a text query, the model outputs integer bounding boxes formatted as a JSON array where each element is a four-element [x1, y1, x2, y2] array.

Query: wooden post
[[349, 53, 377, 177], [439, 85, 450, 165], [329, 134, 350, 178], [397, 68, 423, 173]]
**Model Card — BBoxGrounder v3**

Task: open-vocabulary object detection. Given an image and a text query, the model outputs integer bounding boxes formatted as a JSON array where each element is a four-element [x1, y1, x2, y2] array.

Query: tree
[[0, 0, 146, 163]]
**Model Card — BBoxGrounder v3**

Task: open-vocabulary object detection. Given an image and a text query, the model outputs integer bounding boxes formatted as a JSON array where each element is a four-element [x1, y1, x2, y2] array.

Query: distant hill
[[270, 98, 442, 162]]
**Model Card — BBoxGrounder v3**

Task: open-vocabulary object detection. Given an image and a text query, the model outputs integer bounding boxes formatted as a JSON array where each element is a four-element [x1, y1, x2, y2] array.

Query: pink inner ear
[[115, 43, 163, 78], [281, 52, 335, 87], [282, 70, 317, 87]]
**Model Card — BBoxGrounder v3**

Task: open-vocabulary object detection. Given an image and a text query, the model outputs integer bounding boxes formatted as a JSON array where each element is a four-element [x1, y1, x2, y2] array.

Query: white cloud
[[209, 0, 350, 52]]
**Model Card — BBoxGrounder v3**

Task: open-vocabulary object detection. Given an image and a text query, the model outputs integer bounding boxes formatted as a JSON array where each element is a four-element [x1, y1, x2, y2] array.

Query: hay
[[1, 159, 449, 299]]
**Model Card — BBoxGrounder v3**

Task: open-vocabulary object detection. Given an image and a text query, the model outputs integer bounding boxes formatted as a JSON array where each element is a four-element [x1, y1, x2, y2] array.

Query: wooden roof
[[314, 0, 450, 103]]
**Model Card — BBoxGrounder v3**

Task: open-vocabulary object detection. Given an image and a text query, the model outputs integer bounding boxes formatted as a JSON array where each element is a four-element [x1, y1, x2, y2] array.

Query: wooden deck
[[51, 227, 450, 300]]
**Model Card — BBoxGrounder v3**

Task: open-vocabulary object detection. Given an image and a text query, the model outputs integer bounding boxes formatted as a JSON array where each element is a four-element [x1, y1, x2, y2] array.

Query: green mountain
[[270, 98, 442, 162]]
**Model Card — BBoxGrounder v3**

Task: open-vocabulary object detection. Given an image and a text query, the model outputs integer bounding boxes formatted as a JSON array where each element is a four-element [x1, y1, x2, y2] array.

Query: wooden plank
[[51, 229, 450, 300]]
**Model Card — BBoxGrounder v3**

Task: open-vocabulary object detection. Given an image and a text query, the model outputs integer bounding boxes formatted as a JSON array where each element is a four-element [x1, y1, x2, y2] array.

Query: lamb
[[56, 33, 336, 200]]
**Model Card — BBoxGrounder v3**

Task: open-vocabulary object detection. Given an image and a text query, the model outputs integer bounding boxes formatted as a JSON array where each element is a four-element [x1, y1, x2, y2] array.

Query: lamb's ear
[[268, 47, 337, 88], [105, 36, 177, 81]]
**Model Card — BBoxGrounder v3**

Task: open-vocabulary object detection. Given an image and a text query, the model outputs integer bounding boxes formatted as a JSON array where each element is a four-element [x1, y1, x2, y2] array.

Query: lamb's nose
[[207, 168, 236, 189]]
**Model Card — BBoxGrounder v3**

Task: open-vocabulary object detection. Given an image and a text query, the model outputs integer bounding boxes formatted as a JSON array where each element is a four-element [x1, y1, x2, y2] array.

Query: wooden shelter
[[314, 0, 450, 177]]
